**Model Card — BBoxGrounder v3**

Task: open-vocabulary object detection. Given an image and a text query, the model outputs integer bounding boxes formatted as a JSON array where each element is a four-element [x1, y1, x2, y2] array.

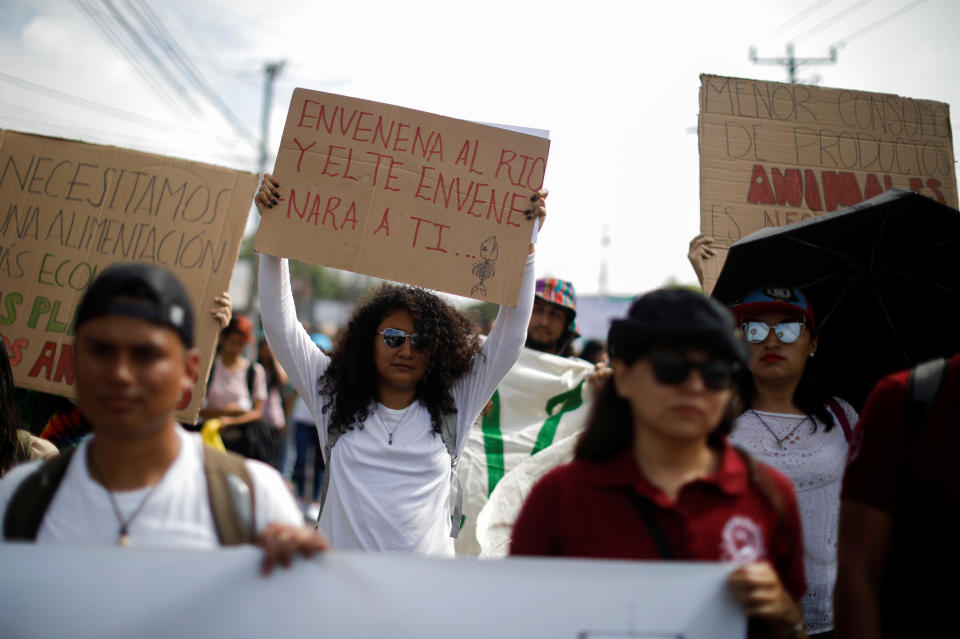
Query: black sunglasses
[[649, 351, 739, 391], [378, 328, 433, 351]]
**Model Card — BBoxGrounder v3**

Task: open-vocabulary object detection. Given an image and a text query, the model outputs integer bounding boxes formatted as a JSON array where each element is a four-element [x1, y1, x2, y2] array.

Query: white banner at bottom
[[0, 544, 744, 638]]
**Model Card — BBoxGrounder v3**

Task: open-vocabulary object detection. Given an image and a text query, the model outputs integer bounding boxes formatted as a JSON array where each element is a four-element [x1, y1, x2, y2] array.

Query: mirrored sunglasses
[[740, 320, 806, 344], [378, 328, 433, 351], [649, 351, 738, 391]]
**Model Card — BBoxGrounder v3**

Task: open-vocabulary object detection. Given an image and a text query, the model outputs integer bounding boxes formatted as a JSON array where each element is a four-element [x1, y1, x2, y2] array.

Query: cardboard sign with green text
[[254, 89, 551, 306], [698, 74, 957, 293], [0, 130, 258, 422]]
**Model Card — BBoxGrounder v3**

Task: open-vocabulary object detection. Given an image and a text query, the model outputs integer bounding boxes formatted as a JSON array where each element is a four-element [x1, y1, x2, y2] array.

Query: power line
[[129, 0, 255, 140], [832, 0, 931, 46], [790, 0, 876, 44], [98, 0, 205, 114], [0, 71, 255, 155], [76, 0, 257, 143], [771, 0, 834, 36], [0, 50, 114, 64], [71, 0, 191, 120], [259, 61, 285, 174], [0, 70, 183, 130], [0, 101, 255, 166]]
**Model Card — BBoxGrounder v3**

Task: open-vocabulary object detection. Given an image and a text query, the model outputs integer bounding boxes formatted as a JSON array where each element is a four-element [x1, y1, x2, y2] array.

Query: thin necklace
[[375, 401, 415, 446], [749, 409, 811, 449], [88, 449, 163, 547]]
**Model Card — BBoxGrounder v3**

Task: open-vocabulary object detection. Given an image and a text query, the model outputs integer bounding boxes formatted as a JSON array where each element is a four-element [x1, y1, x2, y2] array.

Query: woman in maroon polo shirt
[[511, 289, 807, 639]]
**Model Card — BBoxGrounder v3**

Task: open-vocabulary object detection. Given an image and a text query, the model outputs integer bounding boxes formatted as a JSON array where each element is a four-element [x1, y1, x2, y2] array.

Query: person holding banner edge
[[256, 173, 546, 555], [510, 289, 807, 638], [0, 263, 327, 574]]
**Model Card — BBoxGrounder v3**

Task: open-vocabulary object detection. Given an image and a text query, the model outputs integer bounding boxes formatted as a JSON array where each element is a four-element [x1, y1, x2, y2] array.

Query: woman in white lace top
[[728, 286, 856, 639]]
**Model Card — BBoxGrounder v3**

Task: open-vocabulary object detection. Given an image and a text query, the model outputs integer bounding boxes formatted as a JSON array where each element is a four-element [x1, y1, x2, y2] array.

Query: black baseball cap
[[608, 288, 748, 368], [75, 263, 195, 347]]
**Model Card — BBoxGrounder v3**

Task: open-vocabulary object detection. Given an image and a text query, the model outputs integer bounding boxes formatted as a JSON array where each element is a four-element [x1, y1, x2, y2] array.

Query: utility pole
[[749, 44, 836, 83], [259, 61, 285, 173], [249, 60, 285, 319]]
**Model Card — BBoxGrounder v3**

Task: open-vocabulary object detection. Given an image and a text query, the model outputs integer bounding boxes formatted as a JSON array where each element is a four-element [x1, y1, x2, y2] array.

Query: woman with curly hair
[[256, 174, 546, 555]]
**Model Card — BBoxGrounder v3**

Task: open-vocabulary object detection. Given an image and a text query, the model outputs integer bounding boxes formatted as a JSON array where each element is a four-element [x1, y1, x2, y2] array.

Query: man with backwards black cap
[[511, 289, 807, 638], [0, 263, 326, 572]]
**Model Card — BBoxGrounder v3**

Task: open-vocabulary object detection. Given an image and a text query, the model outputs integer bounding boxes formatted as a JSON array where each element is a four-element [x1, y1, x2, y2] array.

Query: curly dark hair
[[320, 283, 482, 439], [1, 338, 27, 476]]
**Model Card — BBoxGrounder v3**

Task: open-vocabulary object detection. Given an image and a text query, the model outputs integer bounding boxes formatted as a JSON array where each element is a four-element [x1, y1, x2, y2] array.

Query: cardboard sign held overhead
[[698, 74, 957, 293], [0, 130, 258, 422], [254, 89, 551, 306]]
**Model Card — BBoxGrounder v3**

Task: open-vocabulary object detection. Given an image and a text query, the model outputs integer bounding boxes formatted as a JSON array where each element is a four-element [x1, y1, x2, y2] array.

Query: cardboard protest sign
[[454, 347, 594, 556], [0, 130, 258, 421], [254, 89, 550, 306], [698, 74, 957, 293]]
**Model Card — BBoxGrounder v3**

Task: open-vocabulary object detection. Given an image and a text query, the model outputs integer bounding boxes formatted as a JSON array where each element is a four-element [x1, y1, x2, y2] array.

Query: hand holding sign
[[256, 175, 282, 213], [253, 89, 550, 306], [687, 233, 715, 287], [525, 188, 547, 253]]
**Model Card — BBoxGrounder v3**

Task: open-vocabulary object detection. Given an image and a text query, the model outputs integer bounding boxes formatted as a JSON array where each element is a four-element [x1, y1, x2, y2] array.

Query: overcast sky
[[2, 0, 957, 297]]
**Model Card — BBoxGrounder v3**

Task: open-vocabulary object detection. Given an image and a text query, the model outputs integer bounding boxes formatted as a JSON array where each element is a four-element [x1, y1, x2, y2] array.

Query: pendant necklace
[[88, 450, 162, 547], [749, 409, 811, 449], [375, 402, 415, 446]]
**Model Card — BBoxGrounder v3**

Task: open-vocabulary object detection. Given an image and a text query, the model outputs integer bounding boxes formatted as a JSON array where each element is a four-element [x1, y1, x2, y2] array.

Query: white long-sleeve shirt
[[259, 254, 535, 555]]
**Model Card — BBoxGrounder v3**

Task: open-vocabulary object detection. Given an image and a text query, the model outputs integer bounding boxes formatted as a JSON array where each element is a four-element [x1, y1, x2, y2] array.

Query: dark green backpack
[[3, 444, 257, 545]]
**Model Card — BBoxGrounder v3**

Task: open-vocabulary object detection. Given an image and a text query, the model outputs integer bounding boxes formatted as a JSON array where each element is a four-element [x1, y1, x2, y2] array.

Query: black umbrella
[[712, 189, 960, 409]]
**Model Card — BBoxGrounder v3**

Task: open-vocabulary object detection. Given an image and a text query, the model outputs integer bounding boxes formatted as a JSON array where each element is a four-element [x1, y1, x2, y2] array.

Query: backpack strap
[[16, 430, 32, 457], [905, 357, 949, 435], [3, 447, 75, 541], [439, 413, 463, 539], [246, 362, 256, 398], [3, 443, 256, 546], [317, 425, 341, 521], [202, 446, 256, 546], [628, 491, 677, 559], [206, 358, 217, 392], [827, 398, 853, 443]]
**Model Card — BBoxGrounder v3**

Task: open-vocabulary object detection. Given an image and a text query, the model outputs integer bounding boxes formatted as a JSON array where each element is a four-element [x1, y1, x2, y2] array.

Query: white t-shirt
[[0, 428, 302, 549], [729, 398, 857, 634], [259, 254, 536, 556]]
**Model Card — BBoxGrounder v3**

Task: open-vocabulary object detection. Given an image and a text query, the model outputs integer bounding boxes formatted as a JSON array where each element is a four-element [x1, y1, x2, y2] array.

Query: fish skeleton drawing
[[471, 236, 499, 297]]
